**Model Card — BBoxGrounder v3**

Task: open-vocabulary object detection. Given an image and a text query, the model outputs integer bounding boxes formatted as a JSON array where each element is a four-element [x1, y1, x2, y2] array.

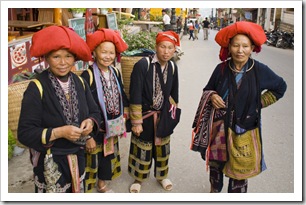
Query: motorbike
[[276, 31, 294, 49], [266, 30, 281, 47]]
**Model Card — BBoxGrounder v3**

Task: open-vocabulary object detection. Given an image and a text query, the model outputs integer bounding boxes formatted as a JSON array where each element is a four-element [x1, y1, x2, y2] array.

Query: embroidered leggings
[[128, 135, 170, 182], [209, 162, 248, 193]]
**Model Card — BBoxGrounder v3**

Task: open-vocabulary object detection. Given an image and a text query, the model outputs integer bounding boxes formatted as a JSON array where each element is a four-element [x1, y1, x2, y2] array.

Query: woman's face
[[229, 34, 255, 65], [156, 41, 176, 65], [46, 49, 75, 77], [93, 41, 116, 69]]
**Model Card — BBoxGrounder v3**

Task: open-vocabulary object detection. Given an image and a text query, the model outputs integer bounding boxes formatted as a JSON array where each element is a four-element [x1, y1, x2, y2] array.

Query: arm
[[129, 59, 147, 136], [170, 62, 179, 105], [258, 63, 287, 108], [18, 82, 50, 152], [82, 76, 101, 137]]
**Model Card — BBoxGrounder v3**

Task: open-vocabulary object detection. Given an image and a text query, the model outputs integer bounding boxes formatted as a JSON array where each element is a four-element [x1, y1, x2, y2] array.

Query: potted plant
[[68, 8, 86, 18]]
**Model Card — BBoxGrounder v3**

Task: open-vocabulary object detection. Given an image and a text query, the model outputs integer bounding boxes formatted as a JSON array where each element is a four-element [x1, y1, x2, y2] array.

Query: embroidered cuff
[[41, 128, 54, 148], [129, 104, 143, 124], [261, 91, 277, 108]]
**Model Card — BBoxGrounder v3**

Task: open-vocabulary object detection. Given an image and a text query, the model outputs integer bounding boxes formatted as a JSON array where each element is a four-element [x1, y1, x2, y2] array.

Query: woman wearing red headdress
[[128, 31, 180, 193], [191, 21, 287, 193], [81, 28, 129, 193], [18, 26, 101, 193]]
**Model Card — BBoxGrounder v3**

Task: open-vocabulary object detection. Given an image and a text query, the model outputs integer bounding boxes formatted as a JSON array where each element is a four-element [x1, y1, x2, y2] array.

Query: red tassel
[[253, 45, 262, 53]]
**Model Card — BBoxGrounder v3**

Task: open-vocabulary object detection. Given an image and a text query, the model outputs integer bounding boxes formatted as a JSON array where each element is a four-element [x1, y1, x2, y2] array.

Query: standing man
[[162, 9, 171, 31], [202, 17, 210, 40]]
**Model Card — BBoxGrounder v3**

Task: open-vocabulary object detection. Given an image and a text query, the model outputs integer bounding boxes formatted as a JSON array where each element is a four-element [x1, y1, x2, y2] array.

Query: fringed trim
[[131, 135, 152, 150]]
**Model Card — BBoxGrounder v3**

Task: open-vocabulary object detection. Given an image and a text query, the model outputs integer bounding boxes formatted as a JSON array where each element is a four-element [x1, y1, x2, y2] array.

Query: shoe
[[158, 179, 173, 191], [130, 183, 141, 193], [97, 184, 114, 193]]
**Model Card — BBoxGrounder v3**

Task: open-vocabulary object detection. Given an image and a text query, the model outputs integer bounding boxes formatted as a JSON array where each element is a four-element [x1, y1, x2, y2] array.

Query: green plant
[[117, 18, 134, 30], [122, 30, 157, 52], [68, 8, 86, 13], [8, 128, 16, 159]]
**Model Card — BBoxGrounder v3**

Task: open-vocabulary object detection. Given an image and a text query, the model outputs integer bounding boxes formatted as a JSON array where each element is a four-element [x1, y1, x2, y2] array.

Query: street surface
[[7, 28, 296, 200]]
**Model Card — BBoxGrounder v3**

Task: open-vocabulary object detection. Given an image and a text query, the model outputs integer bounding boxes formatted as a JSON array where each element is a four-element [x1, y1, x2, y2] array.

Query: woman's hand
[[56, 125, 83, 141], [211, 94, 226, 109], [86, 137, 96, 153], [131, 124, 143, 137], [80, 118, 94, 136]]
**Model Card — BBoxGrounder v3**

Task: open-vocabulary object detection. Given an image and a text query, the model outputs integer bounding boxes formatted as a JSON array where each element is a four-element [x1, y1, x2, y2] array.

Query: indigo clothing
[[128, 56, 179, 181], [81, 66, 129, 192], [18, 69, 101, 193], [202, 58, 286, 192]]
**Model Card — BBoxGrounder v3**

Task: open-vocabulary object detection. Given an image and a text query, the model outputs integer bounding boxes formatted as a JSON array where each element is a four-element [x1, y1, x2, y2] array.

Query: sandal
[[158, 179, 173, 191], [129, 183, 141, 193], [97, 184, 114, 193]]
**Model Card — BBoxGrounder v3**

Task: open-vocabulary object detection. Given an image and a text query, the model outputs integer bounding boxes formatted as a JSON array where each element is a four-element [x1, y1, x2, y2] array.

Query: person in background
[[176, 16, 182, 34], [194, 20, 200, 40], [18, 25, 101, 193], [202, 17, 210, 40], [162, 9, 171, 31], [128, 31, 180, 193], [191, 21, 287, 193], [82, 28, 129, 193], [188, 20, 195, 41]]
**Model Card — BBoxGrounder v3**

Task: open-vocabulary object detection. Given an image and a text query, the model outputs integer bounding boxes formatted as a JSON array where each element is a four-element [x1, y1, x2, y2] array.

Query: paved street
[[7, 28, 296, 200]]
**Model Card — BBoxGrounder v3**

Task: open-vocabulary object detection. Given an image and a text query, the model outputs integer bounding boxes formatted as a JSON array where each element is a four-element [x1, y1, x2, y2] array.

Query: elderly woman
[[18, 26, 101, 193], [191, 21, 287, 193], [128, 31, 180, 193], [81, 28, 129, 193]]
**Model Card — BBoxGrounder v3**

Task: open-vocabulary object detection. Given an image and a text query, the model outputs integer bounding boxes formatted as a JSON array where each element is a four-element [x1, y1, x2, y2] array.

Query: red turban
[[30, 26, 92, 61], [86, 28, 128, 53], [215, 21, 267, 61], [156, 31, 180, 47]]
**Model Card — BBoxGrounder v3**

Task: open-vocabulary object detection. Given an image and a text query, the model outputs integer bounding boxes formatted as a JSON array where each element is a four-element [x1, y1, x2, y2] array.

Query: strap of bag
[[145, 57, 175, 75], [31, 75, 85, 100], [87, 68, 94, 86], [32, 79, 43, 98], [77, 75, 85, 90]]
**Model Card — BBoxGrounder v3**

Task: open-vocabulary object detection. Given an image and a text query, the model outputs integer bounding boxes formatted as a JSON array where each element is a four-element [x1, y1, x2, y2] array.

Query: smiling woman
[[17, 25, 101, 193], [81, 28, 129, 193]]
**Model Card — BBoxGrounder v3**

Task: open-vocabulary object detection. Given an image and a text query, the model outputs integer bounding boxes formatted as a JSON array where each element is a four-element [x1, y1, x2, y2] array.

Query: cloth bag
[[156, 100, 181, 138], [107, 115, 126, 137], [223, 127, 262, 180]]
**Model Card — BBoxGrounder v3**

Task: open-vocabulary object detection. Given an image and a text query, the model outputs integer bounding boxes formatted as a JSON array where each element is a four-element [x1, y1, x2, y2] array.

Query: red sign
[[8, 37, 48, 85]]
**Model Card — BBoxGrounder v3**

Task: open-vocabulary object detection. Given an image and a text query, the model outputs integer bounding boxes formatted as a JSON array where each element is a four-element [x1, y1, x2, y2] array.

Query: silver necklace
[[228, 58, 254, 73]]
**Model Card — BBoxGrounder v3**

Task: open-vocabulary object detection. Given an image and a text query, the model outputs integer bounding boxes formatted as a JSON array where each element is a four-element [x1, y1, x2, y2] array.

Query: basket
[[8, 80, 31, 147], [121, 56, 143, 99]]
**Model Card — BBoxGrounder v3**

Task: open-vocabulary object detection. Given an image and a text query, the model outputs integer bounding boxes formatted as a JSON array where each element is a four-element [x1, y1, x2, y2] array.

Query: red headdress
[[156, 31, 180, 47], [215, 21, 266, 61], [30, 26, 92, 61], [86, 28, 128, 53]]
